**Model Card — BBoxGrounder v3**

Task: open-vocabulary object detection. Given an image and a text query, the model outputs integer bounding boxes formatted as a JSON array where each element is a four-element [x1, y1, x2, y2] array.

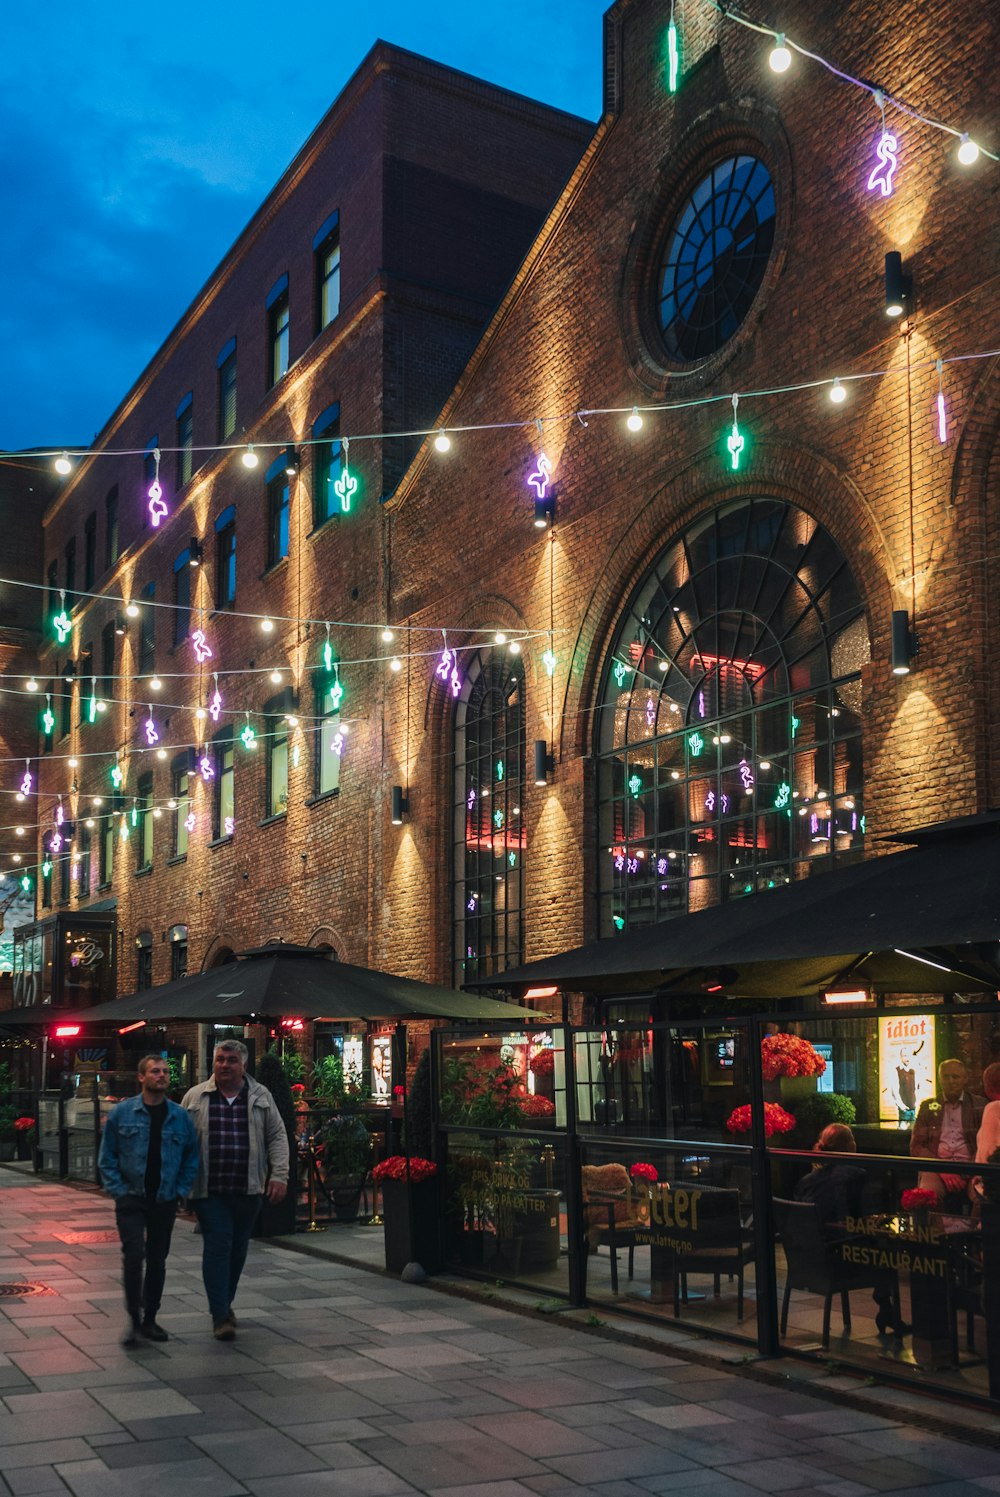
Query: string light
[[381, 627, 395, 644], [958, 133, 980, 166], [125, 601, 140, 619], [269, 668, 283, 685], [390, 656, 402, 673], [829, 378, 847, 405], [434, 430, 451, 452], [334, 436, 358, 513], [26, 677, 38, 692], [242, 444, 259, 469], [935, 358, 948, 443], [768, 32, 791, 73], [149, 676, 162, 692], [627, 406, 643, 432], [260, 617, 274, 634], [726, 393, 745, 471], [147, 447, 168, 527], [54, 452, 72, 476]]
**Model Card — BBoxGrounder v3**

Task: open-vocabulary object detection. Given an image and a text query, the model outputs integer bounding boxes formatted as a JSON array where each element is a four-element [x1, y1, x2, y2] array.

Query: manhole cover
[[0, 1283, 56, 1297], [52, 1230, 119, 1244]]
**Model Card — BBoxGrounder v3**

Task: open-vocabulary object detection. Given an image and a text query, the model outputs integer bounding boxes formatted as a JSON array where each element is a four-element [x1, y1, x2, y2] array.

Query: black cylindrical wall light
[[885, 251, 911, 318], [891, 609, 913, 675], [391, 785, 409, 824], [534, 740, 554, 785]]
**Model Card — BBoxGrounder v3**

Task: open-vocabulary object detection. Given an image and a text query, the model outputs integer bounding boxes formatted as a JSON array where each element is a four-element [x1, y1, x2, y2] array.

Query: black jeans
[[193, 1194, 262, 1322], [114, 1195, 178, 1324]]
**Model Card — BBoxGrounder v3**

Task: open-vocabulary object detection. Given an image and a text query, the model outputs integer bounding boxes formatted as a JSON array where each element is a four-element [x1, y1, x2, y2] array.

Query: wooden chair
[[581, 1163, 645, 1294], [672, 1186, 754, 1322], [772, 1196, 898, 1349]]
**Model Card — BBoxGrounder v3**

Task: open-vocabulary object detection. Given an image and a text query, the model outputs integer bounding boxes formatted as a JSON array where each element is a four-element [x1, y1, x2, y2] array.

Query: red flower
[[529, 1049, 555, 1076], [901, 1188, 938, 1211], [521, 1094, 555, 1117], [630, 1161, 657, 1182], [372, 1155, 438, 1182], [726, 1102, 796, 1137], [760, 1034, 826, 1081], [14, 1117, 35, 1133], [393, 1084, 405, 1098], [290, 1084, 306, 1094]]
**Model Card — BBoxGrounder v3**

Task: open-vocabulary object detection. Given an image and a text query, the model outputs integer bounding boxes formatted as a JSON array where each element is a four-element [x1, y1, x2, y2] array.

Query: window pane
[[267, 476, 290, 566], [216, 523, 236, 607], [319, 238, 340, 329], [218, 354, 237, 440], [268, 720, 288, 815], [317, 683, 342, 795]]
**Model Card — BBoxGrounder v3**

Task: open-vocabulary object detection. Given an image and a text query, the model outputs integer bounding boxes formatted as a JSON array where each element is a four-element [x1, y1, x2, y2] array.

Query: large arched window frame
[[596, 497, 869, 934], [452, 652, 526, 986]]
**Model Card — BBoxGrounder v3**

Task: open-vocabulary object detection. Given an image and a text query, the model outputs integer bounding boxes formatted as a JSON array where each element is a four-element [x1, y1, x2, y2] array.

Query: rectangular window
[[47, 560, 59, 623], [174, 549, 191, 645], [100, 811, 114, 886], [267, 715, 289, 817], [267, 276, 290, 388], [84, 512, 96, 590], [316, 679, 342, 797], [217, 338, 237, 441], [312, 404, 342, 528], [170, 930, 188, 981], [59, 853, 71, 905], [314, 212, 340, 332], [76, 823, 91, 901], [78, 644, 93, 725], [136, 933, 153, 991], [64, 537, 76, 609], [215, 506, 236, 608], [266, 467, 290, 567], [139, 582, 156, 676], [176, 393, 194, 488], [213, 729, 234, 838], [137, 772, 153, 870], [101, 622, 115, 702], [172, 758, 190, 857], [60, 668, 72, 737], [105, 486, 119, 569]]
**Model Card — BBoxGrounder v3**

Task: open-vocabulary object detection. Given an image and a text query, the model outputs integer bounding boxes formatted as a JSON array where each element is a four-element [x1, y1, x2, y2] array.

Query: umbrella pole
[[304, 1133, 326, 1233]]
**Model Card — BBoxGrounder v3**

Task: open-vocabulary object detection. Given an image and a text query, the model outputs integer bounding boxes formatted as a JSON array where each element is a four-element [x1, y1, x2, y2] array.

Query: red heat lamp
[[700, 966, 739, 994], [53, 1025, 81, 1038]]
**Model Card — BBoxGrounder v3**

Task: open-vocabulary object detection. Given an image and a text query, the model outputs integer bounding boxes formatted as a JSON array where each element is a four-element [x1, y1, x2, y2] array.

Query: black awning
[[471, 813, 1000, 998]]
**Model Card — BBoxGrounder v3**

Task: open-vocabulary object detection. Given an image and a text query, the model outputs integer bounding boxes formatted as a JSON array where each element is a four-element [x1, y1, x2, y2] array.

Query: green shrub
[[791, 1091, 857, 1147], [322, 1114, 371, 1178], [257, 1051, 296, 1148]]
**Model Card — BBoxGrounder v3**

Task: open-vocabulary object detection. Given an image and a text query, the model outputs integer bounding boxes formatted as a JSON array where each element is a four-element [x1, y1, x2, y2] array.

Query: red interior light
[[54, 1025, 81, 1038]]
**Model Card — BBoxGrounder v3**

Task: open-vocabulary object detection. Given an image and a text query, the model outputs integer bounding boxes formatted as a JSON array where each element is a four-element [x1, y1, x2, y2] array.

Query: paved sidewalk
[[2, 1172, 1000, 1496]]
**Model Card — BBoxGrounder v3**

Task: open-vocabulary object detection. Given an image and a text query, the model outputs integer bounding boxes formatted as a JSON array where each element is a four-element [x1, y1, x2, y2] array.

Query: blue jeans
[[193, 1194, 262, 1322]]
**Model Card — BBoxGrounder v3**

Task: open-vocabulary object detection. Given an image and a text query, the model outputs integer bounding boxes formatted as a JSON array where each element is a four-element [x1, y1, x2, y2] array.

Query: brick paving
[[2, 1170, 1000, 1496]]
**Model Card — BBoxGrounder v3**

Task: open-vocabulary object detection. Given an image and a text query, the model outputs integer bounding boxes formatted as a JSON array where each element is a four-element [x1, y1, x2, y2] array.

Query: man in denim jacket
[[99, 1055, 200, 1346]]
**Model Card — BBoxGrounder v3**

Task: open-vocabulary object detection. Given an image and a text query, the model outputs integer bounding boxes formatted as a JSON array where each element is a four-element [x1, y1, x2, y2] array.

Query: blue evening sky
[[2, 1, 606, 452]]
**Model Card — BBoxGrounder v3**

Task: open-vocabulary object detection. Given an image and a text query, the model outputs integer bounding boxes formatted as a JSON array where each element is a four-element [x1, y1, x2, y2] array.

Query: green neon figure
[[667, 17, 679, 92], [495, 759, 504, 782], [240, 723, 257, 750], [687, 731, 704, 758], [41, 706, 55, 735], [493, 808, 504, 829], [774, 781, 791, 811], [322, 638, 333, 672], [613, 660, 631, 689], [53, 610, 72, 645], [334, 465, 358, 514], [613, 915, 625, 931], [110, 763, 123, 788], [628, 773, 642, 798]]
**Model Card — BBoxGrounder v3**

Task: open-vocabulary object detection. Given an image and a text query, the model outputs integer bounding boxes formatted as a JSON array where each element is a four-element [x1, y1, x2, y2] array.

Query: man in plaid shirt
[[181, 1040, 288, 1339]]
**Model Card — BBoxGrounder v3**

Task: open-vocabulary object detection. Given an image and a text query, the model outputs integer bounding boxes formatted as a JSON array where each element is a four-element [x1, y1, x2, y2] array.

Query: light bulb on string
[[260, 617, 274, 634], [149, 676, 162, 692], [125, 601, 140, 619], [935, 358, 948, 442], [829, 378, 847, 405], [389, 656, 402, 673], [726, 393, 745, 471], [508, 640, 522, 655], [627, 406, 643, 432], [958, 133, 980, 166], [269, 668, 283, 685], [769, 32, 791, 72], [242, 444, 259, 469], [55, 452, 72, 476], [434, 430, 451, 452], [147, 447, 168, 527], [26, 677, 38, 692], [68, 756, 78, 768], [381, 627, 394, 644], [866, 90, 898, 198]]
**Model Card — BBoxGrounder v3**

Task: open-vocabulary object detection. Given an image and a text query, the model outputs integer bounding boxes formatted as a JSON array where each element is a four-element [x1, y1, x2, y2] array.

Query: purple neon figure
[[527, 453, 552, 498], [192, 630, 213, 662], [867, 131, 897, 197]]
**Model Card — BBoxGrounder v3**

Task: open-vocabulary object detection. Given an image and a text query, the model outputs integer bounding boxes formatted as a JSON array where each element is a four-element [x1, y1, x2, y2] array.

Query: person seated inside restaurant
[[795, 1123, 909, 1338], [910, 1058, 984, 1207], [975, 1063, 1000, 1164]]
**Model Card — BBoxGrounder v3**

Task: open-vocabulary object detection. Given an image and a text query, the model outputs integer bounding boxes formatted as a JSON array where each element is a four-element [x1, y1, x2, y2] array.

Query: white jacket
[[180, 1075, 289, 1199]]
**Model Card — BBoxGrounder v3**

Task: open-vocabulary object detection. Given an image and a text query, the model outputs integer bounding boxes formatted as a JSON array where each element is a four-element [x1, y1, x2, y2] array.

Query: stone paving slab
[[2, 1171, 1000, 1495]]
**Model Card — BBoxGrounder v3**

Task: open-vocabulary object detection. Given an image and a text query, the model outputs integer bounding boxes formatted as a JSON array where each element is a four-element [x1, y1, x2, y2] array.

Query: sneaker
[[122, 1321, 141, 1349], [213, 1318, 236, 1341], [140, 1321, 169, 1342]]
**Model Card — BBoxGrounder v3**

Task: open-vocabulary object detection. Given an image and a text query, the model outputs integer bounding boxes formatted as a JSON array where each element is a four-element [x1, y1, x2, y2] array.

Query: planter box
[[382, 1177, 442, 1275]]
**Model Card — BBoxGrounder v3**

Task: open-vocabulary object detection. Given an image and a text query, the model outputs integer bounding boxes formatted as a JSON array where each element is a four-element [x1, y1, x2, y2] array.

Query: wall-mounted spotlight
[[188, 537, 204, 567], [114, 614, 128, 636], [891, 609, 915, 675], [534, 494, 555, 530], [533, 739, 554, 785], [391, 785, 409, 825], [884, 250, 911, 318], [283, 446, 300, 476]]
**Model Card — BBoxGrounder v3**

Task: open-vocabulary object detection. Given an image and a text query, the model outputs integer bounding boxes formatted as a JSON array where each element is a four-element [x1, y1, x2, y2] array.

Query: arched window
[[169, 924, 188, 981], [596, 497, 869, 933], [453, 651, 526, 985]]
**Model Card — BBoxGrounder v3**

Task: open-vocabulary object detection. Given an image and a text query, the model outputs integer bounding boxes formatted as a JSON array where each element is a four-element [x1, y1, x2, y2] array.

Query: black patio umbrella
[[31, 943, 549, 1027]]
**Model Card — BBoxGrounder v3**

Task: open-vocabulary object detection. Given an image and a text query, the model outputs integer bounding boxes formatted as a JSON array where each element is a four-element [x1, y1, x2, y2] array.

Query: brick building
[[17, 43, 590, 1060], [10, 0, 1000, 1047]]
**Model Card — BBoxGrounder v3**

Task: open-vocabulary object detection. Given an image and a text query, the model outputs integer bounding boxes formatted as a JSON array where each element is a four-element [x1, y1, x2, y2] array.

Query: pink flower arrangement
[[760, 1033, 826, 1081], [290, 1083, 306, 1094], [726, 1102, 796, 1137], [393, 1084, 405, 1098], [901, 1187, 938, 1211], [529, 1049, 555, 1076], [372, 1155, 438, 1182], [630, 1161, 658, 1183], [14, 1117, 35, 1133]]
